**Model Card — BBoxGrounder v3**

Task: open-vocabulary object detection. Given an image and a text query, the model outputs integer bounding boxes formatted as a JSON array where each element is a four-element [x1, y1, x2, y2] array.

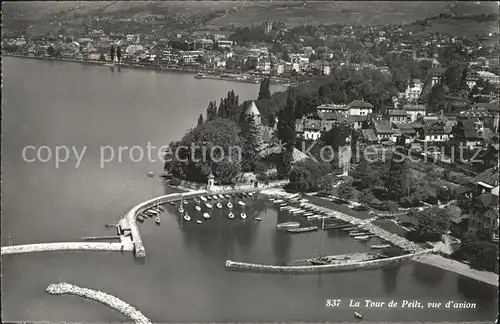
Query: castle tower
[[245, 101, 262, 126]]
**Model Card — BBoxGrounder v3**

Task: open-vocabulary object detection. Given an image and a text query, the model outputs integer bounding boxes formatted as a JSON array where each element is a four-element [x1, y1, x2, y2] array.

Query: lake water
[[1, 57, 497, 323]]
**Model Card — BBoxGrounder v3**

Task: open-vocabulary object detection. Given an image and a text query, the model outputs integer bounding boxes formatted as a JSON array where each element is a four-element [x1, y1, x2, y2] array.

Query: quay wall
[[1, 242, 130, 255], [46, 282, 151, 324], [225, 249, 436, 274], [126, 187, 267, 258]]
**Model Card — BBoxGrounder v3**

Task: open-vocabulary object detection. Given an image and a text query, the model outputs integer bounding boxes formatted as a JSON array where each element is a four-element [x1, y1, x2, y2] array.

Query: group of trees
[[452, 230, 499, 272], [288, 160, 333, 192]]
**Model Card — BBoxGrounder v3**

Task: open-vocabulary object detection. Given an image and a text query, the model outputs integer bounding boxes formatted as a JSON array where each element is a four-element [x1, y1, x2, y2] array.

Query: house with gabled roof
[[452, 119, 482, 149]]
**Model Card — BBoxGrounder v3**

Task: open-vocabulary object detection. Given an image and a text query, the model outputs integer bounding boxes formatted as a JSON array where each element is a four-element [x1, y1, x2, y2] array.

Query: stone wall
[[46, 282, 151, 324], [225, 249, 435, 274], [1, 242, 130, 255]]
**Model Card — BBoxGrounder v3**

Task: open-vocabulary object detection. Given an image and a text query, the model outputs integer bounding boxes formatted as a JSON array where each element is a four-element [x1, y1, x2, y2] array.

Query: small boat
[[206, 196, 212, 200], [241, 213, 247, 219], [216, 203, 222, 209], [137, 215, 144, 222], [184, 214, 191, 221], [227, 202, 233, 209], [158, 206, 165, 212], [370, 244, 391, 249], [238, 201, 246, 206], [273, 199, 284, 204], [224, 194, 231, 198], [178, 207, 184, 213], [148, 209, 159, 215], [205, 203, 213, 209], [195, 206, 202, 212], [228, 212, 235, 219], [200, 196, 207, 201], [196, 220, 202, 224], [276, 222, 300, 229], [169, 201, 175, 205], [287, 226, 319, 233], [155, 216, 161, 225], [254, 217, 262, 221], [218, 194, 225, 199], [342, 227, 357, 232], [354, 312, 363, 319], [148, 171, 154, 177], [194, 198, 201, 204], [349, 232, 367, 237], [354, 235, 370, 241], [248, 192, 254, 197], [203, 213, 210, 219], [183, 200, 188, 205], [212, 195, 218, 199]]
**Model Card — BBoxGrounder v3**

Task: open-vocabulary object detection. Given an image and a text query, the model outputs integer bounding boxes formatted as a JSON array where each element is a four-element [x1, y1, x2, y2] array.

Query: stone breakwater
[[226, 249, 436, 273], [1, 242, 131, 255], [46, 282, 151, 324], [262, 189, 424, 253]]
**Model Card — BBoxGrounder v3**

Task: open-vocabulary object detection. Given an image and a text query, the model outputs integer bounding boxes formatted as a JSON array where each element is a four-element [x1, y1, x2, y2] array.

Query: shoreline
[[262, 188, 499, 286], [3, 53, 290, 85], [414, 254, 498, 287]]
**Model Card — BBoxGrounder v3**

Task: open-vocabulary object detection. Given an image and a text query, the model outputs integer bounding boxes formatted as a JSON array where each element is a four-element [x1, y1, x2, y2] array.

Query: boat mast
[[319, 217, 325, 258]]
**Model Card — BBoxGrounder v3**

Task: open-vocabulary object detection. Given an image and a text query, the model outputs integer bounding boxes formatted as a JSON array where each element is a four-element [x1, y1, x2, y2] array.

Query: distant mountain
[[2, 0, 498, 33]]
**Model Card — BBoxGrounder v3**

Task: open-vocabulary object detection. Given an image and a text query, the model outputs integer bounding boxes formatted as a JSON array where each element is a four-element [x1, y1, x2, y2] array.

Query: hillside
[[3, 1, 498, 33]]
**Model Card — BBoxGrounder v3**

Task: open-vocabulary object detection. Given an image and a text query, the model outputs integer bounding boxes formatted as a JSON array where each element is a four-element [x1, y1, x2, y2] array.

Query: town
[[2, 2, 499, 323]]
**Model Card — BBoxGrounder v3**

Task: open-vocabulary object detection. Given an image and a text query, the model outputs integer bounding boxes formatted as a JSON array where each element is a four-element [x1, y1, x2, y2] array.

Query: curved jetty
[[46, 282, 151, 324]]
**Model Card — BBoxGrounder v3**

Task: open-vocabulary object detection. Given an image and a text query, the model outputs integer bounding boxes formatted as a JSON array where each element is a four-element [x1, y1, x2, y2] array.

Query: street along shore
[[3, 53, 290, 85]]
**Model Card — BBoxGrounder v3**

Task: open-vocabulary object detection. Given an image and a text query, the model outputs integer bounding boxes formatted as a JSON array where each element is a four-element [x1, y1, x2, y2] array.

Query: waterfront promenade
[[261, 188, 499, 286]]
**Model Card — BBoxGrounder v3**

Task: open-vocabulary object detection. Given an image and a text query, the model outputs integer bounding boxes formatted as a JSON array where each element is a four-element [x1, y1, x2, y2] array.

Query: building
[[404, 79, 423, 102], [316, 104, 348, 114], [403, 103, 427, 122], [303, 120, 321, 140], [430, 67, 446, 87], [387, 109, 408, 123], [452, 120, 482, 150], [419, 121, 452, 143], [477, 71, 500, 84], [216, 40, 233, 49], [372, 121, 394, 142], [468, 167, 499, 242], [347, 100, 373, 116]]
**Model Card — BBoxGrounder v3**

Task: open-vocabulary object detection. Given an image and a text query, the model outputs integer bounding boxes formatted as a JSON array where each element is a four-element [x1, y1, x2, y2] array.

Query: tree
[[239, 114, 260, 172], [386, 201, 399, 216], [282, 49, 291, 62], [412, 207, 448, 238], [276, 87, 296, 150], [197, 113, 204, 126], [206, 101, 217, 121], [116, 45, 122, 62], [110, 45, 115, 62], [358, 189, 375, 206], [165, 118, 241, 185], [385, 148, 410, 202], [288, 160, 332, 192], [258, 77, 271, 100], [47, 45, 56, 56]]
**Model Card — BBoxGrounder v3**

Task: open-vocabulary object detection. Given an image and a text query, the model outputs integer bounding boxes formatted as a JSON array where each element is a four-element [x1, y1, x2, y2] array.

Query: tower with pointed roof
[[245, 101, 262, 126]]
